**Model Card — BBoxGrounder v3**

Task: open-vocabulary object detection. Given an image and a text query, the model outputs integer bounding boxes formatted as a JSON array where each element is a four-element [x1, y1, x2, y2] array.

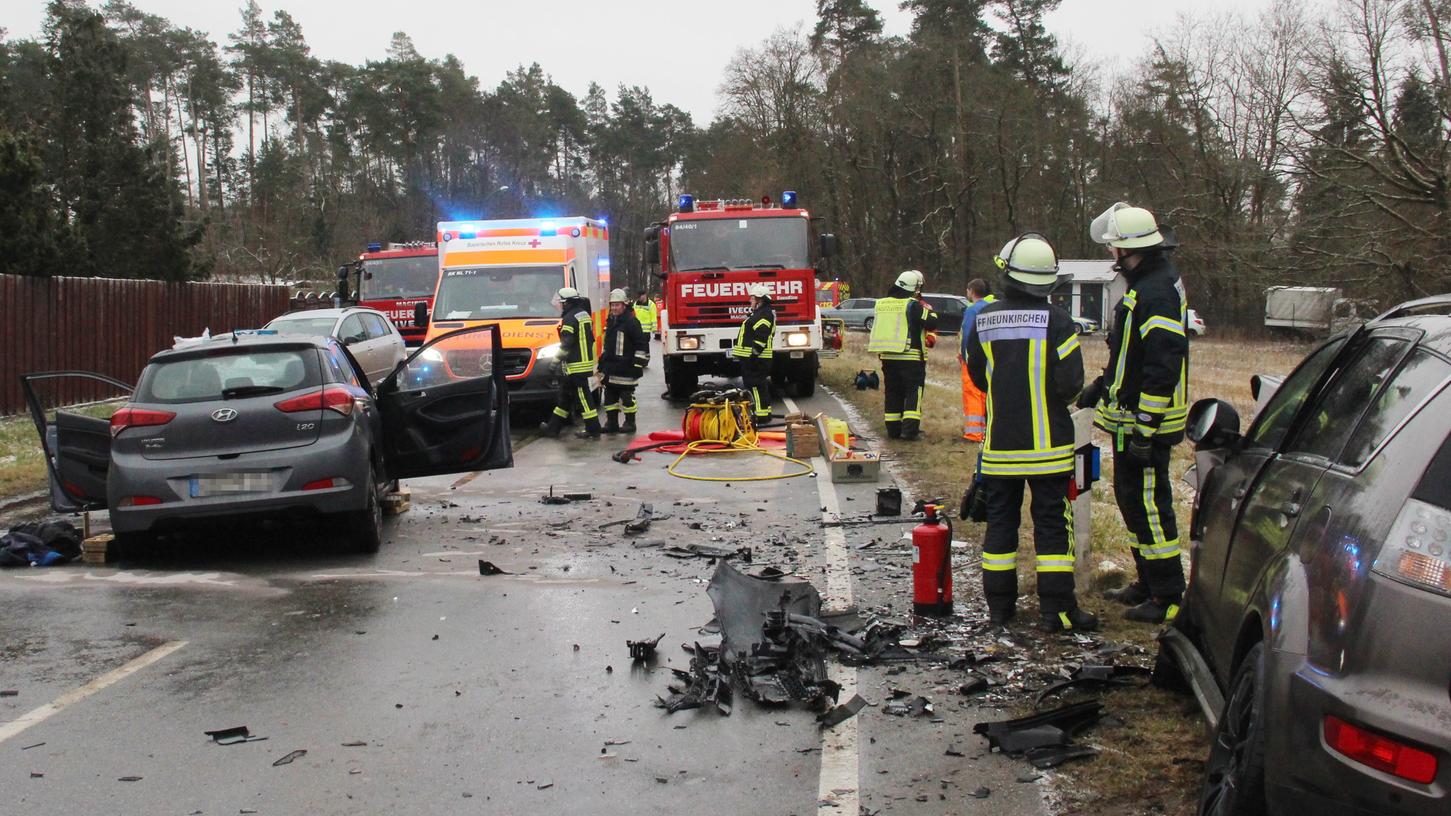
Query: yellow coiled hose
[[668, 399, 814, 482]]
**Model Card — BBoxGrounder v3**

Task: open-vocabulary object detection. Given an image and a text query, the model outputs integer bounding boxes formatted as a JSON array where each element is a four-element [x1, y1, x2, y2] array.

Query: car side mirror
[[1187, 398, 1241, 450], [819, 233, 839, 258], [414, 302, 429, 328]]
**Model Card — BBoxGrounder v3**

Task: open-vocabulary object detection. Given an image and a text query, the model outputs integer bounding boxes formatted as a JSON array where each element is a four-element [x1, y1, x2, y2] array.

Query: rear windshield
[[136, 349, 320, 404], [266, 316, 337, 337], [1414, 432, 1451, 509]]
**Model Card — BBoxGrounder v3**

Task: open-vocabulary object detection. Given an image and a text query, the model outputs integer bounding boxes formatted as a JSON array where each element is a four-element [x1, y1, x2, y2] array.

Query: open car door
[[375, 325, 513, 480], [20, 371, 134, 513]]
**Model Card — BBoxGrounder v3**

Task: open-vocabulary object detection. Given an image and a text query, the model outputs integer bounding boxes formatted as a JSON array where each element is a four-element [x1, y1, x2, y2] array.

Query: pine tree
[[42, 0, 198, 280], [810, 0, 884, 55], [0, 129, 66, 276]]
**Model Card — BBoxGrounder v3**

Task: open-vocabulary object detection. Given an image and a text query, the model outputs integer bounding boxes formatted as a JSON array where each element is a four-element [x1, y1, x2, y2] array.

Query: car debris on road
[[204, 726, 267, 745]]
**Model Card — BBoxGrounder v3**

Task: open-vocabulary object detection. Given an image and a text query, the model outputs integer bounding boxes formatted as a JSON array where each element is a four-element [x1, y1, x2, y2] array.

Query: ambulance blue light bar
[[782, 190, 798, 208], [540, 221, 558, 236]]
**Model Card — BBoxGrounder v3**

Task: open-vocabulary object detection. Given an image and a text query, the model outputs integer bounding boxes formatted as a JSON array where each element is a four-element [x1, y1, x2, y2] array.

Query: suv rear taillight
[[1324, 715, 1438, 784], [110, 407, 176, 438], [1372, 499, 1451, 596], [274, 387, 356, 417]]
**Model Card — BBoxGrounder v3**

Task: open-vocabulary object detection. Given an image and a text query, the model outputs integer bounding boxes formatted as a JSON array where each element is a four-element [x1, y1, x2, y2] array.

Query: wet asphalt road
[[1, 351, 1045, 815]]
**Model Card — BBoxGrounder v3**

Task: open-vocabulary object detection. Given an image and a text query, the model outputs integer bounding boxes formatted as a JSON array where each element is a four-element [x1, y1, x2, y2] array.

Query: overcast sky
[[6, 0, 1271, 121]]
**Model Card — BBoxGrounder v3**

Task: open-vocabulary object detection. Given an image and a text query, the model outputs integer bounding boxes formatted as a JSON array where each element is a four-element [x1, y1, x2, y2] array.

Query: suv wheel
[[348, 465, 383, 555], [862, 317, 874, 332], [1198, 642, 1268, 816]]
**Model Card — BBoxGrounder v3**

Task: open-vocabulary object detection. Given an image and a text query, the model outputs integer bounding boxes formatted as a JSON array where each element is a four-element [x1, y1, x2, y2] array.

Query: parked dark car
[[1162, 295, 1451, 815], [921, 293, 969, 335], [22, 326, 512, 554]]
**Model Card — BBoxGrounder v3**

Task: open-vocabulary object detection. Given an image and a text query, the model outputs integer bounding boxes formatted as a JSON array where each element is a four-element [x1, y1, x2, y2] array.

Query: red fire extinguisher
[[912, 504, 953, 616]]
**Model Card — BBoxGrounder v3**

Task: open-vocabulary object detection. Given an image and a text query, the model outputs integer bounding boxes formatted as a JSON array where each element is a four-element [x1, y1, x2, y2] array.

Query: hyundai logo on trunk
[[211, 408, 238, 423]]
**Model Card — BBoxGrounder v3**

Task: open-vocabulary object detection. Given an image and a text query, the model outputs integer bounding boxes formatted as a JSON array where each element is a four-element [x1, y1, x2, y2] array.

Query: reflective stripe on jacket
[[1093, 254, 1190, 440], [965, 296, 1085, 477], [732, 303, 776, 360], [558, 303, 597, 375]]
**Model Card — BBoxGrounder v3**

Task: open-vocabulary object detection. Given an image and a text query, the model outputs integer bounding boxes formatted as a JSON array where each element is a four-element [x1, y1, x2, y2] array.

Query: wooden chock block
[[382, 487, 412, 516], [81, 533, 113, 565]]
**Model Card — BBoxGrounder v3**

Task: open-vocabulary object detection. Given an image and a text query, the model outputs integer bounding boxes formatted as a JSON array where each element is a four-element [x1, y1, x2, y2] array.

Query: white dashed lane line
[[782, 394, 860, 813], [0, 640, 188, 745]]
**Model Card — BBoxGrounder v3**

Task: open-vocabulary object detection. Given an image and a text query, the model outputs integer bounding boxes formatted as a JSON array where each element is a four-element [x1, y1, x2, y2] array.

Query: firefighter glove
[[1125, 432, 1154, 464], [1077, 377, 1103, 409]]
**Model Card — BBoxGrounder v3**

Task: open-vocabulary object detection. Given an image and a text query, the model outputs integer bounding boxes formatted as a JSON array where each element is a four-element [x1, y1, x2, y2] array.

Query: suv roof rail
[[1373, 293, 1451, 323]]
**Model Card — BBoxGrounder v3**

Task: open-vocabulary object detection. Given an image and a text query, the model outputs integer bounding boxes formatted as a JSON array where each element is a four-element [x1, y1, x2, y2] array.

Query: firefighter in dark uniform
[[868, 270, 939, 440], [1081, 203, 1189, 624], [966, 235, 1097, 632], [541, 287, 603, 439], [599, 288, 649, 434], [732, 283, 775, 423]]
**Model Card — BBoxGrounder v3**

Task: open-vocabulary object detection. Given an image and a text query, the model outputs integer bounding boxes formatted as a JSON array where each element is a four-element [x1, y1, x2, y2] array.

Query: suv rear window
[[1414, 432, 1451, 509], [137, 349, 320, 403]]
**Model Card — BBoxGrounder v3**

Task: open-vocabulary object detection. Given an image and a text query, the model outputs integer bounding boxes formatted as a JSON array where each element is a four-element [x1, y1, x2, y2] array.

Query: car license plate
[[790, 351, 804, 358], [190, 472, 271, 497], [683, 354, 697, 362]]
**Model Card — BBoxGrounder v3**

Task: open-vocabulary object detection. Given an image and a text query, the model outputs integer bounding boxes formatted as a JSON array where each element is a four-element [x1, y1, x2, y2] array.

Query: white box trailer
[[1264, 286, 1346, 333]]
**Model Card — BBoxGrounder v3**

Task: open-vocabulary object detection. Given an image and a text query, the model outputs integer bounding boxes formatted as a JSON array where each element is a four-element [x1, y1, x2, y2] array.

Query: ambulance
[[418, 218, 610, 406]]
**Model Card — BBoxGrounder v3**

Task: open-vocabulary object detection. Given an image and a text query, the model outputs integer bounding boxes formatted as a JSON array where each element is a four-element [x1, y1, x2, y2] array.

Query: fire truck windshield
[[434, 265, 565, 320], [670, 217, 809, 272], [360, 255, 437, 299]]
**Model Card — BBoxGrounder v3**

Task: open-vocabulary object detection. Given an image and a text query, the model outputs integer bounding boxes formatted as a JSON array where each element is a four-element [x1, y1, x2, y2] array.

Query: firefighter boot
[[576, 415, 603, 440], [602, 411, 620, 435], [885, 421, 903, 440], [540, 413, 566, 438], [901, 419, 922, 441], [1124, 596, 1181, 624], [1040, 607, 1100, 634], [622, 413, 638, 434], [988, 605, 1016, 627], [1103, 582, 1150, 606]]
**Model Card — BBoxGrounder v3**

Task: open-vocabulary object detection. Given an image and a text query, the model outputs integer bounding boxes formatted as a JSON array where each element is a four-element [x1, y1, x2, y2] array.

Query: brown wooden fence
[[1, 275, 292, 416]]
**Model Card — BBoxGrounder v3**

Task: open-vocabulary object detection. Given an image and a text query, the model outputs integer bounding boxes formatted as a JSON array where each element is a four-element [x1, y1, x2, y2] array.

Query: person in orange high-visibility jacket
[[958, 278, 994, 441]]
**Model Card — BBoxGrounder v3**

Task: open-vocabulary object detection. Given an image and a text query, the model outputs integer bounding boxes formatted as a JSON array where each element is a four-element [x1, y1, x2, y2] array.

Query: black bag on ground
[[12, 520, 83, 560]]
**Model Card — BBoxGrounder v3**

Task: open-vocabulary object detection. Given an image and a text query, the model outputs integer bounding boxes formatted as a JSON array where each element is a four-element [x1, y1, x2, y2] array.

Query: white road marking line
[[0, 640, 187, 745], [783, 395, 860, 813]]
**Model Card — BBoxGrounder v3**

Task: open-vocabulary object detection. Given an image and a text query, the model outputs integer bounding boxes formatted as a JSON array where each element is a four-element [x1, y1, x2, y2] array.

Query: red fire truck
[[644, 192, 837, 399], [341, 242, 438, 346]]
